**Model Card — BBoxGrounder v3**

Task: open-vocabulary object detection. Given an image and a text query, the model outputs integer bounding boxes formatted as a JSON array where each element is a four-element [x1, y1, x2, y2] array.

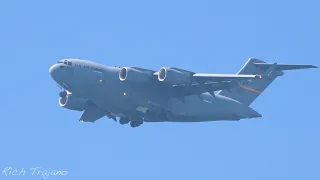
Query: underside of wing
[[170, 81, 237, 97]]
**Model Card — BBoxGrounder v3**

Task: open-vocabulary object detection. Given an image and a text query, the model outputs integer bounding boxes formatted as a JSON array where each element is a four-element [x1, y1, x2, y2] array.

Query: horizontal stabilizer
[[254, 63, 318, 71]]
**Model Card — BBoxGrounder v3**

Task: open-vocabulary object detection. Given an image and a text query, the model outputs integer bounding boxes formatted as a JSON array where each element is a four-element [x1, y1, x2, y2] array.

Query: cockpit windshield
[[57, 60, 72, 66]]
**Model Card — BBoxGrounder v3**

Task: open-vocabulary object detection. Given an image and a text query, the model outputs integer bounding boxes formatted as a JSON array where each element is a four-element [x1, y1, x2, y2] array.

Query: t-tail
[[217, 58, 318, 106]]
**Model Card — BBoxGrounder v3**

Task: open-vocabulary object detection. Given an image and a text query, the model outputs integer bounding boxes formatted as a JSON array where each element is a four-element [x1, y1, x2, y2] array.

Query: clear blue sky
[[1, 0, 319, 179]]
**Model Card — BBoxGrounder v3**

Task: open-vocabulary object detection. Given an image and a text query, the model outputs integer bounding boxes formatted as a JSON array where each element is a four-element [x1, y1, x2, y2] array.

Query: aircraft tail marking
[[239, 85, 262, 94], [217, 57, 317, 105]]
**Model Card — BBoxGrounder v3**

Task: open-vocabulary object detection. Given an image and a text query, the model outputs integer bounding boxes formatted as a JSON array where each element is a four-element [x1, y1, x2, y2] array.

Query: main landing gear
[[119, 117, 143, 128], [119, 118, 130, 125], [130, 120, 143, 128]]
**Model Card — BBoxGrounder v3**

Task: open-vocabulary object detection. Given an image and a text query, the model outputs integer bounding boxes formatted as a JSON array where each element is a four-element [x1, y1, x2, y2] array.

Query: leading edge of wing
[[131, 67, 157, 75], [193, 73, 262, 80]]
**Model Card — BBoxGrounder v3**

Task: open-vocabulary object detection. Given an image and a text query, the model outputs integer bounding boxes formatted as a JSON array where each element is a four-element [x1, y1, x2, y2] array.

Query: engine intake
[[158, 67, 192, 85], [119, 67, 151, 83], [59, 94, 88, 111]]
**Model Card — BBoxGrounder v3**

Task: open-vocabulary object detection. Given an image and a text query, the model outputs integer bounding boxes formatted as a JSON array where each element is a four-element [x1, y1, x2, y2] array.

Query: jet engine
[[158, 67, 192, 85], [59, 92, 88, 111], [119, 67, 151, 83]]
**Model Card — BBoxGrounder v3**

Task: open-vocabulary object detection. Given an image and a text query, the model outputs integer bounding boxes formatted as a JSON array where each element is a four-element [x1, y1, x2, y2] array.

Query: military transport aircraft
[[49, 58, 317, 127]]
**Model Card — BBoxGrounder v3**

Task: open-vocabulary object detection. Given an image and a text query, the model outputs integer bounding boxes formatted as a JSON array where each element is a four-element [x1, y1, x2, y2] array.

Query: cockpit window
[[57, 59, 74, 66]]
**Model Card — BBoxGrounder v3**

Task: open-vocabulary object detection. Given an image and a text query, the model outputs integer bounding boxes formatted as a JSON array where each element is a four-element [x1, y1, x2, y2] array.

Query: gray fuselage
[[49, 59, 261, 122]]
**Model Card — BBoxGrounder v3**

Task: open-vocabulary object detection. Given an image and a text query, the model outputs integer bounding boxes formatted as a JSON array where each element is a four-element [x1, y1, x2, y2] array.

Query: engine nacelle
[[158, 67, 192, 85], [59, 95, 88, 111], [119, 67, 151, 83]]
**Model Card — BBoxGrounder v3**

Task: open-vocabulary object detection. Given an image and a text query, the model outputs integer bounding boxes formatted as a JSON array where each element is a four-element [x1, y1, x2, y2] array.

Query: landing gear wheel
[[119, 118, 130, 125], [130, 120, 143, 128], [130, 121, 137, 128]]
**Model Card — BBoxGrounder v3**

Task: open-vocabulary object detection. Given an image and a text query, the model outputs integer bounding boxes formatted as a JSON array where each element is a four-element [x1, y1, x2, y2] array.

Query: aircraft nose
[[49, 64, 58, 78], [49, 64, 64, 83]]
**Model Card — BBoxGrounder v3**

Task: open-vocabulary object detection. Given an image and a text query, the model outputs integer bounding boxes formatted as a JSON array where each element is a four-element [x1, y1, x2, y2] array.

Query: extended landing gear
[[119, 118, 130, 125], [130, 120, 143, 128], [119, 117, 144, 128]]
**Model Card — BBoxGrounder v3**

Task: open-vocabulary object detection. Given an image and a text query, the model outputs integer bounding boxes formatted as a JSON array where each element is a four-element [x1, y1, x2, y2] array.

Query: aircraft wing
[[170, 81, 237, 97], [131, 67, 157, 75], [192, 73, 262, 81], [167, 73, 261, 97], [127, 67, 261, 97], [131, 67, 261, 82]]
